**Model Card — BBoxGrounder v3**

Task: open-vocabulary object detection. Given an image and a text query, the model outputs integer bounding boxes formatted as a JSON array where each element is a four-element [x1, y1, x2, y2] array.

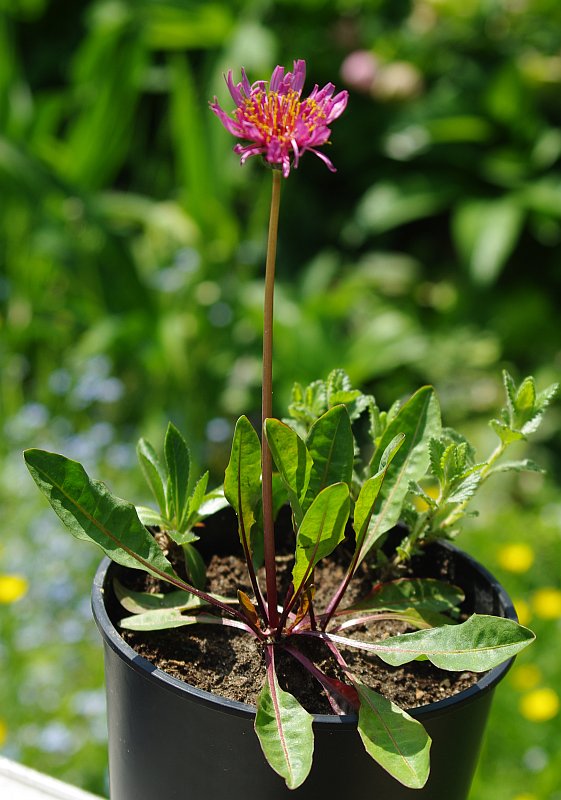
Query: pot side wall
[[93, 531, 517, 800]]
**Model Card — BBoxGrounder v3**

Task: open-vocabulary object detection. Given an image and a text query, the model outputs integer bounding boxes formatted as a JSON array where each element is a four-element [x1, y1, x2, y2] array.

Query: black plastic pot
[[92, 520, 517, 800]]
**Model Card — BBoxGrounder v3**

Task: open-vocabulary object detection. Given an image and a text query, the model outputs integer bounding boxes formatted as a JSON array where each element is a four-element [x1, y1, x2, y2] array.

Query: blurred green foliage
[[1, 0, 560, 797]]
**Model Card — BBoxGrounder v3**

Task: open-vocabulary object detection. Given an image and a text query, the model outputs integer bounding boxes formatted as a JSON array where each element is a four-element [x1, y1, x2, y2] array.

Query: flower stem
[[262, 169, 282, 627]]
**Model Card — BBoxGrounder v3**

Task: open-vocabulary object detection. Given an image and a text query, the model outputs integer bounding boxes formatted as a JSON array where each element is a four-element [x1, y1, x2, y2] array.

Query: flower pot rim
[[91, 540, 516, 730]]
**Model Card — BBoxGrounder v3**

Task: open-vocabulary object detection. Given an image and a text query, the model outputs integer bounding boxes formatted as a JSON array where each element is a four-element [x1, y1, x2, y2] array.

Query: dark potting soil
[[118, 528, 479, 715]]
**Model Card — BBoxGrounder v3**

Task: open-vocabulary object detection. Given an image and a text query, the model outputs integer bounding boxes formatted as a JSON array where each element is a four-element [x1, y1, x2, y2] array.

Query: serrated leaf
[[137, 438, 167, 516], [360, 387, 441, 562], [164, 423, 191, 529], [356, 682, 431, 789], [292, 483, 350, 592], [446, 471, 482, 503], [536, 381, 559, 411], [441, 428, 477, 462], [503, 370, 518, 419], [265, 418, 312, 526], [490, 419, 525, 444], [487, 459, 545, 475], [326, 368, 352, 396], [185, 471, 209, 529], [304, 405, 354, 512], [24, 449, 177, 580], [255, 663, 314, 790], [224, 416, 262, 555], [428, 438, 446, 480], [368, 398, 384, 441]]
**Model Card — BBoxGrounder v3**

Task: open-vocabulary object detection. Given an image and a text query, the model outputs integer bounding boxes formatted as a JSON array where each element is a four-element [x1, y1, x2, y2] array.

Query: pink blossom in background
[[340, 50, 378, 93], [210, 59, 348, 177]]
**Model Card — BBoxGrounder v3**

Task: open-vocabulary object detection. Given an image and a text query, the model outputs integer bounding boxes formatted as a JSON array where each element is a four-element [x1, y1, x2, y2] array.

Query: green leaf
[[499, 372, 558, 436], [24, 449, 177, 580], [490, 419, 525, 444], [224, 416, 262, 554], [367, 614, 535, 671], [119, 608, 202, 631], [361, 387, 441, 562], [349, 578, 465, 615], [137, 438, 167, 517], [182, 543, 207, 590], [164, 423, 191, 529], [304, 405, 354, 511], [487, 459, 545, 475], [354, 434, 405, 553], [288, 379, 327, 431], [198, 487, 229, 517], [356, 682, 431, 789], [255, 666, 314, 790], [446, 472, 482, 504], [355, 179, 450, 236], [515, 377, 536, 419], [165, 529, 199, 546], [265, 418, 312, 526], [135, 505, 170, 530], [503, 370, 518, 420], [453, 199, 524, 285], [114, 578, 205, 614], [185, 471, 209, 528], [292, 483, 350, 592]]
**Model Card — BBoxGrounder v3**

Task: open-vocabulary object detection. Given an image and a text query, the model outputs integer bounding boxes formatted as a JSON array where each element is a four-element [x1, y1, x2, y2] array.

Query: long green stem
[[262, 169, 282, 627]]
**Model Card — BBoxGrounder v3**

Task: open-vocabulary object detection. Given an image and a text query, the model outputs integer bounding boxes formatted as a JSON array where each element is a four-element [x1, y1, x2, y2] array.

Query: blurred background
[[0, 0, 560, 797]]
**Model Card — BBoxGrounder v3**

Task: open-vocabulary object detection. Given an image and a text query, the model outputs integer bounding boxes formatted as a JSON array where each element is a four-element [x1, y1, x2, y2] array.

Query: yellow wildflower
[[510, 664, 542, 691], [0, 574, 28, 604], [532, 587, 561, 620], [0, 719, 7, 747], [513, 598, 531, 626], [513, 794, 537, 800], [519, 688, 559, 722], [413, 483, 439, 511], [497, 543, 534, 573]]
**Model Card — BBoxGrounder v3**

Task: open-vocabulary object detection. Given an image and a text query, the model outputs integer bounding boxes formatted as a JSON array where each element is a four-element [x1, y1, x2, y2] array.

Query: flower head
[[210, 59, 348, 177]]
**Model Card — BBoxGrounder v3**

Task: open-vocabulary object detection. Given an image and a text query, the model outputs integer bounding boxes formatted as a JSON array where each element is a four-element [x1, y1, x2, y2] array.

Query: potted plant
[[24, 60, 557, 799]]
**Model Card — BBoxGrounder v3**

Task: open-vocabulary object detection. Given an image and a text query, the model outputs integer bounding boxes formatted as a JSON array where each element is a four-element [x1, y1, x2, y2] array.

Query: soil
[[116, 514, 481, 716]]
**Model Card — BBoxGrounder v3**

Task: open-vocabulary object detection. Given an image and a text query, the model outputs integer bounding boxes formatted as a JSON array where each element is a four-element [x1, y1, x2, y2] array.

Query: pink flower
[[210, 60, 348, 177]]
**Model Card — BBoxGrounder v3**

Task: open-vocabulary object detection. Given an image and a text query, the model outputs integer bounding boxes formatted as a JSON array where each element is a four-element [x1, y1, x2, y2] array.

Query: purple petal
[[225, 71, 243, 106], [240, 68, 252, 97], [291, 59, 306, 94], [314, 82, 335, 104], [209, 100, 243, 136], [266, 139, 283, 165], [305, 125, 331, 147], [325, 90, 349, 122], [291, 138, 301, 169], [234, 143, 266, 165], [308, 147, 337, 172], [270, 65, 285, 92]]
